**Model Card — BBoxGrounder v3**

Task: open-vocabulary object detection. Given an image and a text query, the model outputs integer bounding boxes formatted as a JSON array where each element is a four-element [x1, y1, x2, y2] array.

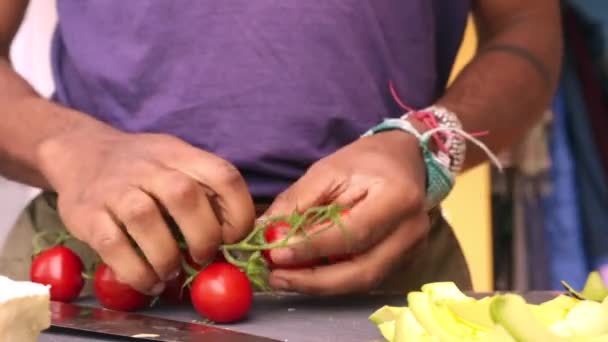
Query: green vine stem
[[32, 230, 75, 256], [81, 271, 94, 280], [149, 296, 160, 308], [214, 203, 349, 291], [221, 249, 248, 268], [221, 204, 345, 252], [181, 256, 211, 291], [49, 204, 350, 297], [32, 231, 49, 256], [54, 231, 74, 246]]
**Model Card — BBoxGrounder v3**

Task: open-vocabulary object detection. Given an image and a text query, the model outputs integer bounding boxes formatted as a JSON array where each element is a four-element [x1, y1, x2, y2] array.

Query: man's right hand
[[0, 0, 250, 295], [36, 126, 256, 295]]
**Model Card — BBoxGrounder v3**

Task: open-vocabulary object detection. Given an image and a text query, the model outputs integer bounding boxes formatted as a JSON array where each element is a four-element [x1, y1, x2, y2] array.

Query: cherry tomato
[[263, 208, 353, 267], [50, 301, 80, 323], [190, 262, 253, 323], [30, 246, 84, 302], [167, 250, 227, 305], [93, 263, 152, 311], [92, 308, 129, 321], [160, 270, 189, 305], [328, 253, 353, 263], [214, 251, 227, 263], [262, 221, 320, 269], [261, 221, 289, 267]]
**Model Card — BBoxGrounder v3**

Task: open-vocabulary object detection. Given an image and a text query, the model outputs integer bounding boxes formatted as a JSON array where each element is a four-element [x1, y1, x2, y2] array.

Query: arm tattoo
[[478, 44, 552, 88]]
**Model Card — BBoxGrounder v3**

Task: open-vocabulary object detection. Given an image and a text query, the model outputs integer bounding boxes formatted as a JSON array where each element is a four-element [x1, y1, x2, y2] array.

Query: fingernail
[[271, 248, 294, 264], [191, 254, 203, 265], [167, 269, 181, 281], [270, 276, 289, 290], [194, 255, 214, 266], [150, 282, 165, 296], [256, 217, 269, 225]]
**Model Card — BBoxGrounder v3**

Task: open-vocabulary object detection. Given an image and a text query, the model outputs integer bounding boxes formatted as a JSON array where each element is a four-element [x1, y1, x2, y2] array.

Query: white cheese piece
[[0, 276, 51, 342]]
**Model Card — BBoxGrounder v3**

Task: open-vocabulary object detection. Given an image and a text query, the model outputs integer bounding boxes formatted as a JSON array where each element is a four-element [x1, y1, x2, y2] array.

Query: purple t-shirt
[[50, 1, 470, 199]]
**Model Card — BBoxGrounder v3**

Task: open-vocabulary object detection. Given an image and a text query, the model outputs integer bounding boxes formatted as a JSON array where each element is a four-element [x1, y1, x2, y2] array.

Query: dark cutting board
[[40, 291, 560, 342]]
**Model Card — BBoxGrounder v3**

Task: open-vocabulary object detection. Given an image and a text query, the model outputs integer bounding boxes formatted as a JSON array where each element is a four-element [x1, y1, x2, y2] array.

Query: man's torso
[[51, 0, 470, 199]]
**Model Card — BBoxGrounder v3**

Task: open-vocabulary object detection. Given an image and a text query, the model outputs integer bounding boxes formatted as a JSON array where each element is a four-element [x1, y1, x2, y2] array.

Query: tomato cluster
[[29, 243, 253, 323], [29, 207, 351, 324]]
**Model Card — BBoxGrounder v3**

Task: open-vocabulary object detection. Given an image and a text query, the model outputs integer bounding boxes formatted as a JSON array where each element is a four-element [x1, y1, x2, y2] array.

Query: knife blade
[[50, 301, 281, 342]]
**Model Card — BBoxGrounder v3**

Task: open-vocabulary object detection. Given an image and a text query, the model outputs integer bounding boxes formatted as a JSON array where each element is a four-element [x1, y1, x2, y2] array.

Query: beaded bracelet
[[361, 118, 502, 210]]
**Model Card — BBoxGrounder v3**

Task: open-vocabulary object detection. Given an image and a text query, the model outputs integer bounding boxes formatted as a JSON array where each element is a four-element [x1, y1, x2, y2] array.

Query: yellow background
[[442, 17, 494, 292]]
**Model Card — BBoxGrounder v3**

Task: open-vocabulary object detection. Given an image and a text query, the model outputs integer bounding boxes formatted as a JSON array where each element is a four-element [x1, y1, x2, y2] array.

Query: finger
[[85, 210, 164, 295], [264, 164, 345, 217], [269, 183, 422, 266], [268, 213, 429, 295], [107, 187, 181, 283], [141, 169, 222, 264], [166, 148, 255, 243], [331, 181, 368, 208]]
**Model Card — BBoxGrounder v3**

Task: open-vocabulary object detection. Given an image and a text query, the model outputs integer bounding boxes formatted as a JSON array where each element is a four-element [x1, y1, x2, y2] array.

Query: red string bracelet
[[387, 80, 489, 155]]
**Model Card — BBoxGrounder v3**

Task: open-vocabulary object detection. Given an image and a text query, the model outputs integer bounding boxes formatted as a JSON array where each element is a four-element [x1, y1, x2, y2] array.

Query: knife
[[49, 301, 281, 341]]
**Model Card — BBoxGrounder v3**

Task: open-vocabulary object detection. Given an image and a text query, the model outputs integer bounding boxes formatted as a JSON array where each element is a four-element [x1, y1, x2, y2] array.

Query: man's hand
[[37, 126, 256, 295], [263, 129, 429, 295]]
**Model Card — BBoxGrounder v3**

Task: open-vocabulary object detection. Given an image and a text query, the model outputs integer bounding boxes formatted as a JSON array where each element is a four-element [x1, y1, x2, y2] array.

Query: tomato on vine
[[262, 221, 320, 269], [190, 262, 253, 323], [30, 245, 85, 302], [93, 263, 152, 311], [160, 270, 189, 305]]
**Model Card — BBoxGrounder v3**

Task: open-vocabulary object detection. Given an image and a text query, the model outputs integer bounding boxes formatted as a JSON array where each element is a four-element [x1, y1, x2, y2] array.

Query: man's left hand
[[263, 129, 431, 295]]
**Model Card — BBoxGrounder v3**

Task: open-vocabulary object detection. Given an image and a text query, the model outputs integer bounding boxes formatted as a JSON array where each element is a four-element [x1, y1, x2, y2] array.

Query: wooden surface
[[40, 292, 559, 342]]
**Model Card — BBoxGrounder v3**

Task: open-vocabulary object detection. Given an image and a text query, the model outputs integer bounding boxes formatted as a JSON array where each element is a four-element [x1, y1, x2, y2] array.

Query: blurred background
[[489, 0, 608, 293], [2, 0, 607, 293], [0, 0, 55, 248]]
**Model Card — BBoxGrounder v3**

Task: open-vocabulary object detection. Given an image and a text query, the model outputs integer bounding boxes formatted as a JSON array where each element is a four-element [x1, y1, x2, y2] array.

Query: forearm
[[0, 57, 112, 189], [436, 2, 563, 170]]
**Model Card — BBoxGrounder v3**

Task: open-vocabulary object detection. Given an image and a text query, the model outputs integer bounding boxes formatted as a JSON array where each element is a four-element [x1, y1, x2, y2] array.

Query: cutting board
[[40, 292, 559, 342]]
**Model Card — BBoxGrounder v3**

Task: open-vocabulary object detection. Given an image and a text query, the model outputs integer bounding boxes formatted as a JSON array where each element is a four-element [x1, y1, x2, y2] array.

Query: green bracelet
[[361, 118, 455, 210]]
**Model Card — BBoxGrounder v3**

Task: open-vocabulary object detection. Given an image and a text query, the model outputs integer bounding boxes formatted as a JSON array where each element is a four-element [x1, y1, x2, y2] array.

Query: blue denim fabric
[[562, 50, 608, 273], [542, 83, 589, 290]]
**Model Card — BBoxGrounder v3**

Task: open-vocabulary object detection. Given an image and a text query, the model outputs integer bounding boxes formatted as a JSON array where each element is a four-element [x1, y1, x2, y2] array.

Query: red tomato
[[160, 270, 189, 305], [262, 221, 320, 269], [50, 301, 80, 323], [328, 253, 353, 263], [30, 246, 84, 302], [183, 252, 202, 271], [214, 251, 227, 263], [261, 221, 289, 267], [92, 308, 129, 321], [93, 263, 152, 311], [190, 262, 252, 323]]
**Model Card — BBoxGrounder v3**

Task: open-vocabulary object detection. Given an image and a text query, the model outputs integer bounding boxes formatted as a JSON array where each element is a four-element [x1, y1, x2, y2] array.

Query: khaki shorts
[[0, 192, 472, 294]]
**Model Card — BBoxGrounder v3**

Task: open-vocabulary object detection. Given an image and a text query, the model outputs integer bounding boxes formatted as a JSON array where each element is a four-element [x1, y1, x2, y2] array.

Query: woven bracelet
[[361, 118, 455, 210]]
